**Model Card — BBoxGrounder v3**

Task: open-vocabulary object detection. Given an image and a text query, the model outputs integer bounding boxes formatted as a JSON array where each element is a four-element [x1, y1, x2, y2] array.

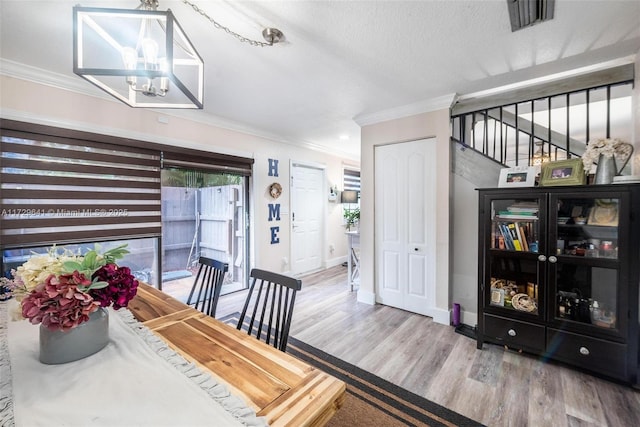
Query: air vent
[[507, 0, 555, 32]]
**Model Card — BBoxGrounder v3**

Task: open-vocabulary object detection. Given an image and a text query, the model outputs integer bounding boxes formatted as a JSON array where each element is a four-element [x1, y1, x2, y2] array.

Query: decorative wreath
[[269, 182, 282, 199]]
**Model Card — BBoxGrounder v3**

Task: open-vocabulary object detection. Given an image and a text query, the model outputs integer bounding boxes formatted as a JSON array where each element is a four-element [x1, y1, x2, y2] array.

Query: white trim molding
[[356, 289, 376, 305], [354, 93, 457, 127], [0, 59, 359, 161], [429, 307, 451, 326]]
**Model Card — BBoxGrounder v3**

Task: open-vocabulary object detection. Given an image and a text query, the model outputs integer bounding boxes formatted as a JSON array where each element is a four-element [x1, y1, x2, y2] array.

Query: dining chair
[[237, 268, 302, 352], [186, 257, 229, 318]]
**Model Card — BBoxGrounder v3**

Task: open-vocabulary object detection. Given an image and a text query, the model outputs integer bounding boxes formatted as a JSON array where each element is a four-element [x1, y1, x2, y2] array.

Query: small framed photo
[[490, 288, 505, 306], [540, 159, 586, 187], [587, 199, 619, 226], [498, 166, 537, 188]]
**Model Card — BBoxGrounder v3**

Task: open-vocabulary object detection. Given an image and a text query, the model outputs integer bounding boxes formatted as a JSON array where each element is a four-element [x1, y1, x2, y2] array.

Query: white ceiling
[[1, 0, 639, 160]]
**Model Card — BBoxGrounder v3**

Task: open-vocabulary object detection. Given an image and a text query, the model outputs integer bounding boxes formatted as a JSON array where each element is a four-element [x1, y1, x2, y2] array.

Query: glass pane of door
[[488, 256, 540, 315], [554, 197, 619, 259], [491, 198, 541, 254], [160, 169, 248, 302], [553, 264, 618, 330], [550, 193, 622, 333], [486, 197, 542, 317]]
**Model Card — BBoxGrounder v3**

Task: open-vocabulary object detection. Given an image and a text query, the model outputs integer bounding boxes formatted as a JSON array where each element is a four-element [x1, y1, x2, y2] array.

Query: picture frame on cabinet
[[539, 159, 586, 187], [587, 199, 619, 226], [490, 288, 505, 306], [498, 165, 537, 188]]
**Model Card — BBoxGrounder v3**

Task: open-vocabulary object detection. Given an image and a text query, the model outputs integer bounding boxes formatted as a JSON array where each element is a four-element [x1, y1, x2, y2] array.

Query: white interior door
[[291, 163, 324, 274], [375, 139, 436, 316]]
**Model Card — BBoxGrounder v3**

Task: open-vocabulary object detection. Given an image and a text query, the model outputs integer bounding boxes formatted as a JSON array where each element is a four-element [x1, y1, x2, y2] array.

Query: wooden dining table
[[128, 283, 346, 426]]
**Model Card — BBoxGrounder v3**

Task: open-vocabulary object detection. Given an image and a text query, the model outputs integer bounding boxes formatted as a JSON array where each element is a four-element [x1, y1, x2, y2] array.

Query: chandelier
[[531, 141, 551, 165], [73, 1, 283, 109]]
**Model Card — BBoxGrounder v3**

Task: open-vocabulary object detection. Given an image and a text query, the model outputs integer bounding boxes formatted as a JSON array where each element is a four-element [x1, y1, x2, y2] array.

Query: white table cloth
[[1, 301, 267, 427]]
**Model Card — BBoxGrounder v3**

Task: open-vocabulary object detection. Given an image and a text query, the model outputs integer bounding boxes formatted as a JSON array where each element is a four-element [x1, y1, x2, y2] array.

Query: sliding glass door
[[160, 168, 249, 302]]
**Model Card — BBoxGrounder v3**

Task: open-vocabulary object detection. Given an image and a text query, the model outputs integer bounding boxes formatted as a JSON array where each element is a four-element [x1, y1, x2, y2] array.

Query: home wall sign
[[267, 158, 281, 245]]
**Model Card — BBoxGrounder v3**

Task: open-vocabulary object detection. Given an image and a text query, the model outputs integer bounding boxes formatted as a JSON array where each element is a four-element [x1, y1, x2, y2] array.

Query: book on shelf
[[509, 201, 538, 209], [494, 221, 534, 252], [507, 207, 538, 213], [496, 214, 539, 220], [496, 210, 538, 220], [496, 201, 539, 220], [507, 223, 523, 251], [518, 223, 529, 251], [498, 223, 514, 250]]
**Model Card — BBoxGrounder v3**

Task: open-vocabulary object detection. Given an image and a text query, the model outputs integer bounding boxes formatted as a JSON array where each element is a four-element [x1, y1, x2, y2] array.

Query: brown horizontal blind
[[1, 128, 161, 249], [162, 147, 253, 176]]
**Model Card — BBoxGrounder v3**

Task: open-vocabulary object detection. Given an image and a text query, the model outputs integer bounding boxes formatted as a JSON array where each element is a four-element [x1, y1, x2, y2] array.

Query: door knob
[[538, 255, 547, 262]]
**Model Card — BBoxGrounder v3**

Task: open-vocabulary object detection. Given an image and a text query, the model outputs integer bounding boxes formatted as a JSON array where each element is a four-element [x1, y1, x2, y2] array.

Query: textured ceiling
[[1, 0, 639, 159]]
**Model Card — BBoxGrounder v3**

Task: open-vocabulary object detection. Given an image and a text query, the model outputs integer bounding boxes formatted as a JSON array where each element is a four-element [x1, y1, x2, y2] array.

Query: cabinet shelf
[[477, 185, 639, 385]]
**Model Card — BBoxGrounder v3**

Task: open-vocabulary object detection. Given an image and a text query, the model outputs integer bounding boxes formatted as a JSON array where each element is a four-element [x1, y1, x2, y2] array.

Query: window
[[1, 120, 254, 292], [343, 167, 361, 193]]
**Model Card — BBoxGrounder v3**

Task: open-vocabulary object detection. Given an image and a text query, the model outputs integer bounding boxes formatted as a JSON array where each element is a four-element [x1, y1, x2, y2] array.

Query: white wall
[[450, 173, 479, 327], [0, 75, 356, 275]]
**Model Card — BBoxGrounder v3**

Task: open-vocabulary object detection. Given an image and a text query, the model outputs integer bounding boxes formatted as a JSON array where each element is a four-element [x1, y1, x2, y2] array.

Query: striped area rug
[[286, 337, 483, 427], [222, 313, 483, 426]]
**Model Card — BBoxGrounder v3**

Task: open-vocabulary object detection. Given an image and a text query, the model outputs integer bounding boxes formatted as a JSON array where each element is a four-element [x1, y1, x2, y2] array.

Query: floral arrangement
[[6, 244, 138, 331], [581, 138, 633, 174]]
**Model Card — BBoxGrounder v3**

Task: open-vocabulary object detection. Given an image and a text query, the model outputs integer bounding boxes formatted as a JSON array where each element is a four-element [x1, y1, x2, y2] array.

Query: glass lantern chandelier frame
[[73, 5, 204, 109]]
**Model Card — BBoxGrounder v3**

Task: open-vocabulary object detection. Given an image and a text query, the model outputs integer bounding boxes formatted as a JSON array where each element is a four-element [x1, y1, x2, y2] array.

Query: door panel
[[291, 164, 324, 274], [375, 139, 436, 316]]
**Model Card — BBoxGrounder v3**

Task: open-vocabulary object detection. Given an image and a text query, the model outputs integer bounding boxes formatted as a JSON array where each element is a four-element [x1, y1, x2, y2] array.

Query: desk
[[128, 283, 346, 426], [346, 231, 360, 291]]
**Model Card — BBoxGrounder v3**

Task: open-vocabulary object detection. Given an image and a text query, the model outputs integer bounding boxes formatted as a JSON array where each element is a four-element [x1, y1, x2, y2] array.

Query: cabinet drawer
[[483, 314, 545, 352], [546, 329, 627, 380]]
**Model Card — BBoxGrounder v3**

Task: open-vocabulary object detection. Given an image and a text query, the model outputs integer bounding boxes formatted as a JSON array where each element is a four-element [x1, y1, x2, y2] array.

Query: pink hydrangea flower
[[21, 272, 100, 332]]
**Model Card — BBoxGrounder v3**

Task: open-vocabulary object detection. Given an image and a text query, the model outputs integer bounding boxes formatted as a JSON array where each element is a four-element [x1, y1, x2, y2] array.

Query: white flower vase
[[594, 153, 617, 185], [39, 308, 109, 364]]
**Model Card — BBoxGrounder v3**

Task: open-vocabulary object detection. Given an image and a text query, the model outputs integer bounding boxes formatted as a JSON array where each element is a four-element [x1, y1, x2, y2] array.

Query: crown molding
[[0, 59, 359, 161], [0, 107, 257, 160], [353, 93, 457, 127], [0, 58, 359, 160]]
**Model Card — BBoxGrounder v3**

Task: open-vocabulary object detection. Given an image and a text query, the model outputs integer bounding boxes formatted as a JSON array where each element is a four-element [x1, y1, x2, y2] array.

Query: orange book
[[518, 224, 529, 251]]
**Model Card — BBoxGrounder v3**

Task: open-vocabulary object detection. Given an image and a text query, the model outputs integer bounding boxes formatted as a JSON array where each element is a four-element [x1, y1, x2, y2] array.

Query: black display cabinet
[[477, 184, 639, 385]]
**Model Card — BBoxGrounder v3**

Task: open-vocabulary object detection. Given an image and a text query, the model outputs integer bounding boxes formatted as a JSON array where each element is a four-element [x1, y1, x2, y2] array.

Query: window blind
[[0, 125, 161, 249], [343, 168, 361, 192], [162, 147, 254, 176]]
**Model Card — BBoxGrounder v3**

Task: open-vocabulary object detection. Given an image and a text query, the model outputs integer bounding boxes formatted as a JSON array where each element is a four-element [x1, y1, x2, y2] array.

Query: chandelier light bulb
[[158, 57, 169, 93], [121, 47, 138, 86], [121, 47, 138, 70], [141, 38, 159, 70]]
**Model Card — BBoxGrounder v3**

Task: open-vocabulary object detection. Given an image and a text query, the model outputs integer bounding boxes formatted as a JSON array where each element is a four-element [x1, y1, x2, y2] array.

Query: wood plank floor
[[212, 265, 640, 427]]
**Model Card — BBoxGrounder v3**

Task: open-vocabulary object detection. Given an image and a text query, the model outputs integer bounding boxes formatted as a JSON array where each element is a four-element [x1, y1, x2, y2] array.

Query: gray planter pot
[[39, 308, 109, 364]]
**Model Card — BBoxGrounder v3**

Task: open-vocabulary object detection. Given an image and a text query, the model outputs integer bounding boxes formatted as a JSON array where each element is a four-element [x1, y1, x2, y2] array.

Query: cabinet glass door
[[553, 196, 619, 259], [486, 197, 543, 318], [548, 193, 626, 335]]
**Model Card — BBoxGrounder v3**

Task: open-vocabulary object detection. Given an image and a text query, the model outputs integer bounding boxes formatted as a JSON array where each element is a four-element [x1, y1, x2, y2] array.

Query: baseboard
[[356, 289, 376, 305], [429, 307, 451, 325], [461, 311, 478, 328], [324, 256, 347, 269]]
